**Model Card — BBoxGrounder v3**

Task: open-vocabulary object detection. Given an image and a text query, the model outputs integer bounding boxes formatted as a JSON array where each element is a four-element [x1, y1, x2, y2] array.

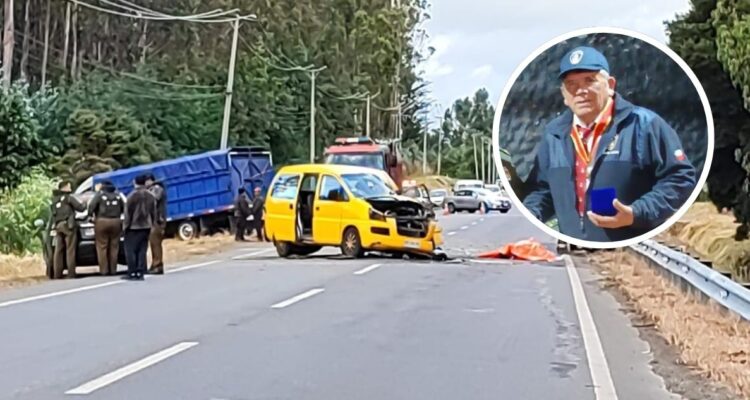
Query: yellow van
[[263, 164, 443, 258]]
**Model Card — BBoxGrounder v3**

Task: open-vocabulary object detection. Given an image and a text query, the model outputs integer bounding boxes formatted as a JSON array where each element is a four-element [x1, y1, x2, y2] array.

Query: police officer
[[523, 46, 697, 242], [88, 180, 125, 276], [233, 188, 252, 241], [145, 173, 167, 275], [124, 174, 157, 281], [50, 180, 86, 279], [249, 186, 266, 241]]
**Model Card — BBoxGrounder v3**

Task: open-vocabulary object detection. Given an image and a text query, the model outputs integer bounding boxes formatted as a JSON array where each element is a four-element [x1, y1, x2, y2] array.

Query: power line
[[13, 28, 223, 91], [238, 34, 315, 72], [65, 0, 256, 23]]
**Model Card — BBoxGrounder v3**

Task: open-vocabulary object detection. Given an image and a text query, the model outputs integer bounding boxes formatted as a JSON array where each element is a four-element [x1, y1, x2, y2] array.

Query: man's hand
[[587, 199, 634, 229]]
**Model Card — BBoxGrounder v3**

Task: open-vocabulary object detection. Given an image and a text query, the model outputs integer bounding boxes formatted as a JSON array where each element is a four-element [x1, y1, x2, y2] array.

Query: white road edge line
[[447, 232, 457, 236], [0, 281, 122, 309], [271, 288, 325, 309], [231, 248, 276, 260], [460, 226, 469, 230], [354, 264, 381, 276], [166, 260, 220, 274], [65, 341, 199, 395], [563, 255, 619, 400]]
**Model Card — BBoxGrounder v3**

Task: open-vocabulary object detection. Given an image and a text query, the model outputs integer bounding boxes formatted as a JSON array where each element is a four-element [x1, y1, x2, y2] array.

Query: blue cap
[[559, 46, 609, 79]]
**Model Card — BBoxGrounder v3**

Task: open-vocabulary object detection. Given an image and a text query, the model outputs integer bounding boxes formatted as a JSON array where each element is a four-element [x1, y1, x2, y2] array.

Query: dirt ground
[[587, 250, 750, 400], [0, 233, 249, 289]]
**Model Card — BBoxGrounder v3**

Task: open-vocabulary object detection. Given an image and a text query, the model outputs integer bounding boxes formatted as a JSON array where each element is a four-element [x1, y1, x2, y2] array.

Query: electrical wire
[[66, 0, 255, 23], [238, 34, 316, 72], [13, 29, 223, 91]]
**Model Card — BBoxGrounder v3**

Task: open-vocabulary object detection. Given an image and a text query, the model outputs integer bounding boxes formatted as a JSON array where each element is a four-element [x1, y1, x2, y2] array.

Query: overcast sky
[[419, 0, 693, 117]]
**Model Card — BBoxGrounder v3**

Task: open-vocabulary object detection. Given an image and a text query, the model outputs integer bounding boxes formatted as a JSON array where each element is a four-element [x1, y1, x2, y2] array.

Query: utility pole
[[486, 138, 492, 184], [3, 0, 14, 88], [366, 94, 371, 137], [437, 121, 443, 176], [480, 137, 485, 183], [309, 69, 319, 162], [472, 134, 479, 180], [220, 16, 240, 150], [304, 67, 326, 162], [422, 120, 428, 175]]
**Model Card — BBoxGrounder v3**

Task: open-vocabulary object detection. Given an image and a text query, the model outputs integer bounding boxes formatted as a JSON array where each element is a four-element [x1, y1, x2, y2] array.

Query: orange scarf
[[570, 97, 615, 165]]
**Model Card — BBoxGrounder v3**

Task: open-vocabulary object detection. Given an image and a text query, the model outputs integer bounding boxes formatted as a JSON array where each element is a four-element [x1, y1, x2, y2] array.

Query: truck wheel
[[447, 203, 456, 214], [341, 227, 364, 258], [177, 221, 198, 241]]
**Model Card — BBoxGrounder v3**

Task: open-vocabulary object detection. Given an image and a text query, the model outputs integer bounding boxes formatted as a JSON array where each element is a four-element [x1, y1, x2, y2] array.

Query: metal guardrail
[[630, 240, 750, 321]]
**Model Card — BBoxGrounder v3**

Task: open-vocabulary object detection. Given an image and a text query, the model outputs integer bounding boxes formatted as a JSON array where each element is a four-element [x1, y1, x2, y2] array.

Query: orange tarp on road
[[477, 238, 558, 262]]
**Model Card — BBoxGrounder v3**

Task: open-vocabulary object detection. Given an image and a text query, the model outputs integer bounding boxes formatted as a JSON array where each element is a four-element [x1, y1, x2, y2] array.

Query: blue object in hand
[[590, 187, 617, 216]]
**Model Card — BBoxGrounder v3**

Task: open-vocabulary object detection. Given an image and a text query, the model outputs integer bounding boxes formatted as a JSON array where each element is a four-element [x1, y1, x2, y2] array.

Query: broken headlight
[[369, 208, 386, 222]]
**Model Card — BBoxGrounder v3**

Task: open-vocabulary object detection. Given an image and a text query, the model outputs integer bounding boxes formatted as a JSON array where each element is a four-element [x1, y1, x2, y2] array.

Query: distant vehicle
[[453, 179, 484, 192], [323, 137, 405, 190], [263, 164, 443, 258], [468, 188, 512, 213], [443, 190, 482, 214], [429, 188, 448, 207], [484, 184, 501, 193], [401, 184, 436, 215]]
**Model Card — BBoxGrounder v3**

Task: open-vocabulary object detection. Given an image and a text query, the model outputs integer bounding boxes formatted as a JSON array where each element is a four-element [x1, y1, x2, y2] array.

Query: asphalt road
[[0, 207, 681, 400]]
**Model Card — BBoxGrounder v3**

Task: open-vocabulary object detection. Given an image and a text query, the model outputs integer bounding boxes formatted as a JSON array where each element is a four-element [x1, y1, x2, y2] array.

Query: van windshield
[[341, 173, 394, 199]]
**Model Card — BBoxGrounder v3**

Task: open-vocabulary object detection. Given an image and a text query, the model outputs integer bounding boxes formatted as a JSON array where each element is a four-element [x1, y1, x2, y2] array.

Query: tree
[[0, 82, 49, 190], [55, 108, 167, 186], [667, 0, 750, 238]]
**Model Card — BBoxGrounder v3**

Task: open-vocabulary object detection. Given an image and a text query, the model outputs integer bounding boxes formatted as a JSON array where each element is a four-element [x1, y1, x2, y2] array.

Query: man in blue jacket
[[523, 46, 697, 242]]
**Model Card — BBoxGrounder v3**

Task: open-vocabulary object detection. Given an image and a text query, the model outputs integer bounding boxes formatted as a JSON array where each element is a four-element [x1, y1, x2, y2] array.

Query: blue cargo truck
[[39, 147, 275, 278]]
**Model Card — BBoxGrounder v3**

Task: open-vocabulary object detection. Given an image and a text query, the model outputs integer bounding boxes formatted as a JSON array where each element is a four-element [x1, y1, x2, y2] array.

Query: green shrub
[[0, 169, 56, 255]]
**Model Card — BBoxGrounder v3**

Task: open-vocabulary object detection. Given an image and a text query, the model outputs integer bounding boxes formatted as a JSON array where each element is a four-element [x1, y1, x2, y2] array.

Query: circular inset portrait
[[492, 27, 713, 249]]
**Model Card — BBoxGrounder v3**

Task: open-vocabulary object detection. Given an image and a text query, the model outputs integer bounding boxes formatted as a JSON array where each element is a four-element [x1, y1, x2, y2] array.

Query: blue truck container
[[75, 146, 275, 240]]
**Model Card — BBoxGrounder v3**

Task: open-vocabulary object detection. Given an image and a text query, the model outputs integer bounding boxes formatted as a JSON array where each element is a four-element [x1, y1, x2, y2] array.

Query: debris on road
[[477, 238, 558, 262]]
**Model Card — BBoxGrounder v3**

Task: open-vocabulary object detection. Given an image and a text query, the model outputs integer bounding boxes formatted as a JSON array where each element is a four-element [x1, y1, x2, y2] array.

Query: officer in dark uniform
[[233, 188, 252, 241], [249, 186, 266, 241], [145, 173, 167, 275], [50, 180, 86, 279], [88, 180, 125, 276], [124, 174, 157, 281]]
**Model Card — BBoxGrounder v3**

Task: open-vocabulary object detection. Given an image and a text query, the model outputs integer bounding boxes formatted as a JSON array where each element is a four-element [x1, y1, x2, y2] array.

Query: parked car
[[263, 164, 443, 258], [468, 188, 512, 213], [429, 188, 448, 208], [453, 179, 484, 192], [401, 184, 437, 215], [443, 190, 482, 213]]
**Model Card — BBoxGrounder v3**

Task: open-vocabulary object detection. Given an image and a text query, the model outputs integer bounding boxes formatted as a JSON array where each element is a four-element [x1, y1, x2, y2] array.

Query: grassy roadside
[[0, 233, 249, 289], [660, 202, 750, 282], [590, 250, 750, 399]]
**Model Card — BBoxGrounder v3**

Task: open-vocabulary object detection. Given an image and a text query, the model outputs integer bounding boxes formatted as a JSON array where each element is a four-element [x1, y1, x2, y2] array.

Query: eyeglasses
[[562, 76, 603, 94]]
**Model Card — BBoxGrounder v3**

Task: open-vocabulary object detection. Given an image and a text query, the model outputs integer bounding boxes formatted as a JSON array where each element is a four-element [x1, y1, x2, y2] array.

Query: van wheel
[[177, 221, 198, 241], [447, 203, 456, 214], [275, 241, 293, 258], [296, 245, 322, 256], [341, 227, 364, 258]]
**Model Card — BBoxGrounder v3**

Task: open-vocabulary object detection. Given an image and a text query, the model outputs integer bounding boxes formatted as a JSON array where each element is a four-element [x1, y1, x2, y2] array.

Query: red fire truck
[[323, 137, 405, 190]]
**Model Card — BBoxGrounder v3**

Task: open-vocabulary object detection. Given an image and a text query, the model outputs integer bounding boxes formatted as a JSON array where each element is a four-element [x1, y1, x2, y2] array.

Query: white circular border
[[491, 26, 715, 250]]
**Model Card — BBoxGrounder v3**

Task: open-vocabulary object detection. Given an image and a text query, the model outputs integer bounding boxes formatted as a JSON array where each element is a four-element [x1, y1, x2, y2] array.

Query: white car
[[468, 188, 512, 213], [429, 189, 448, 207], [453, 179, 484, 192]]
